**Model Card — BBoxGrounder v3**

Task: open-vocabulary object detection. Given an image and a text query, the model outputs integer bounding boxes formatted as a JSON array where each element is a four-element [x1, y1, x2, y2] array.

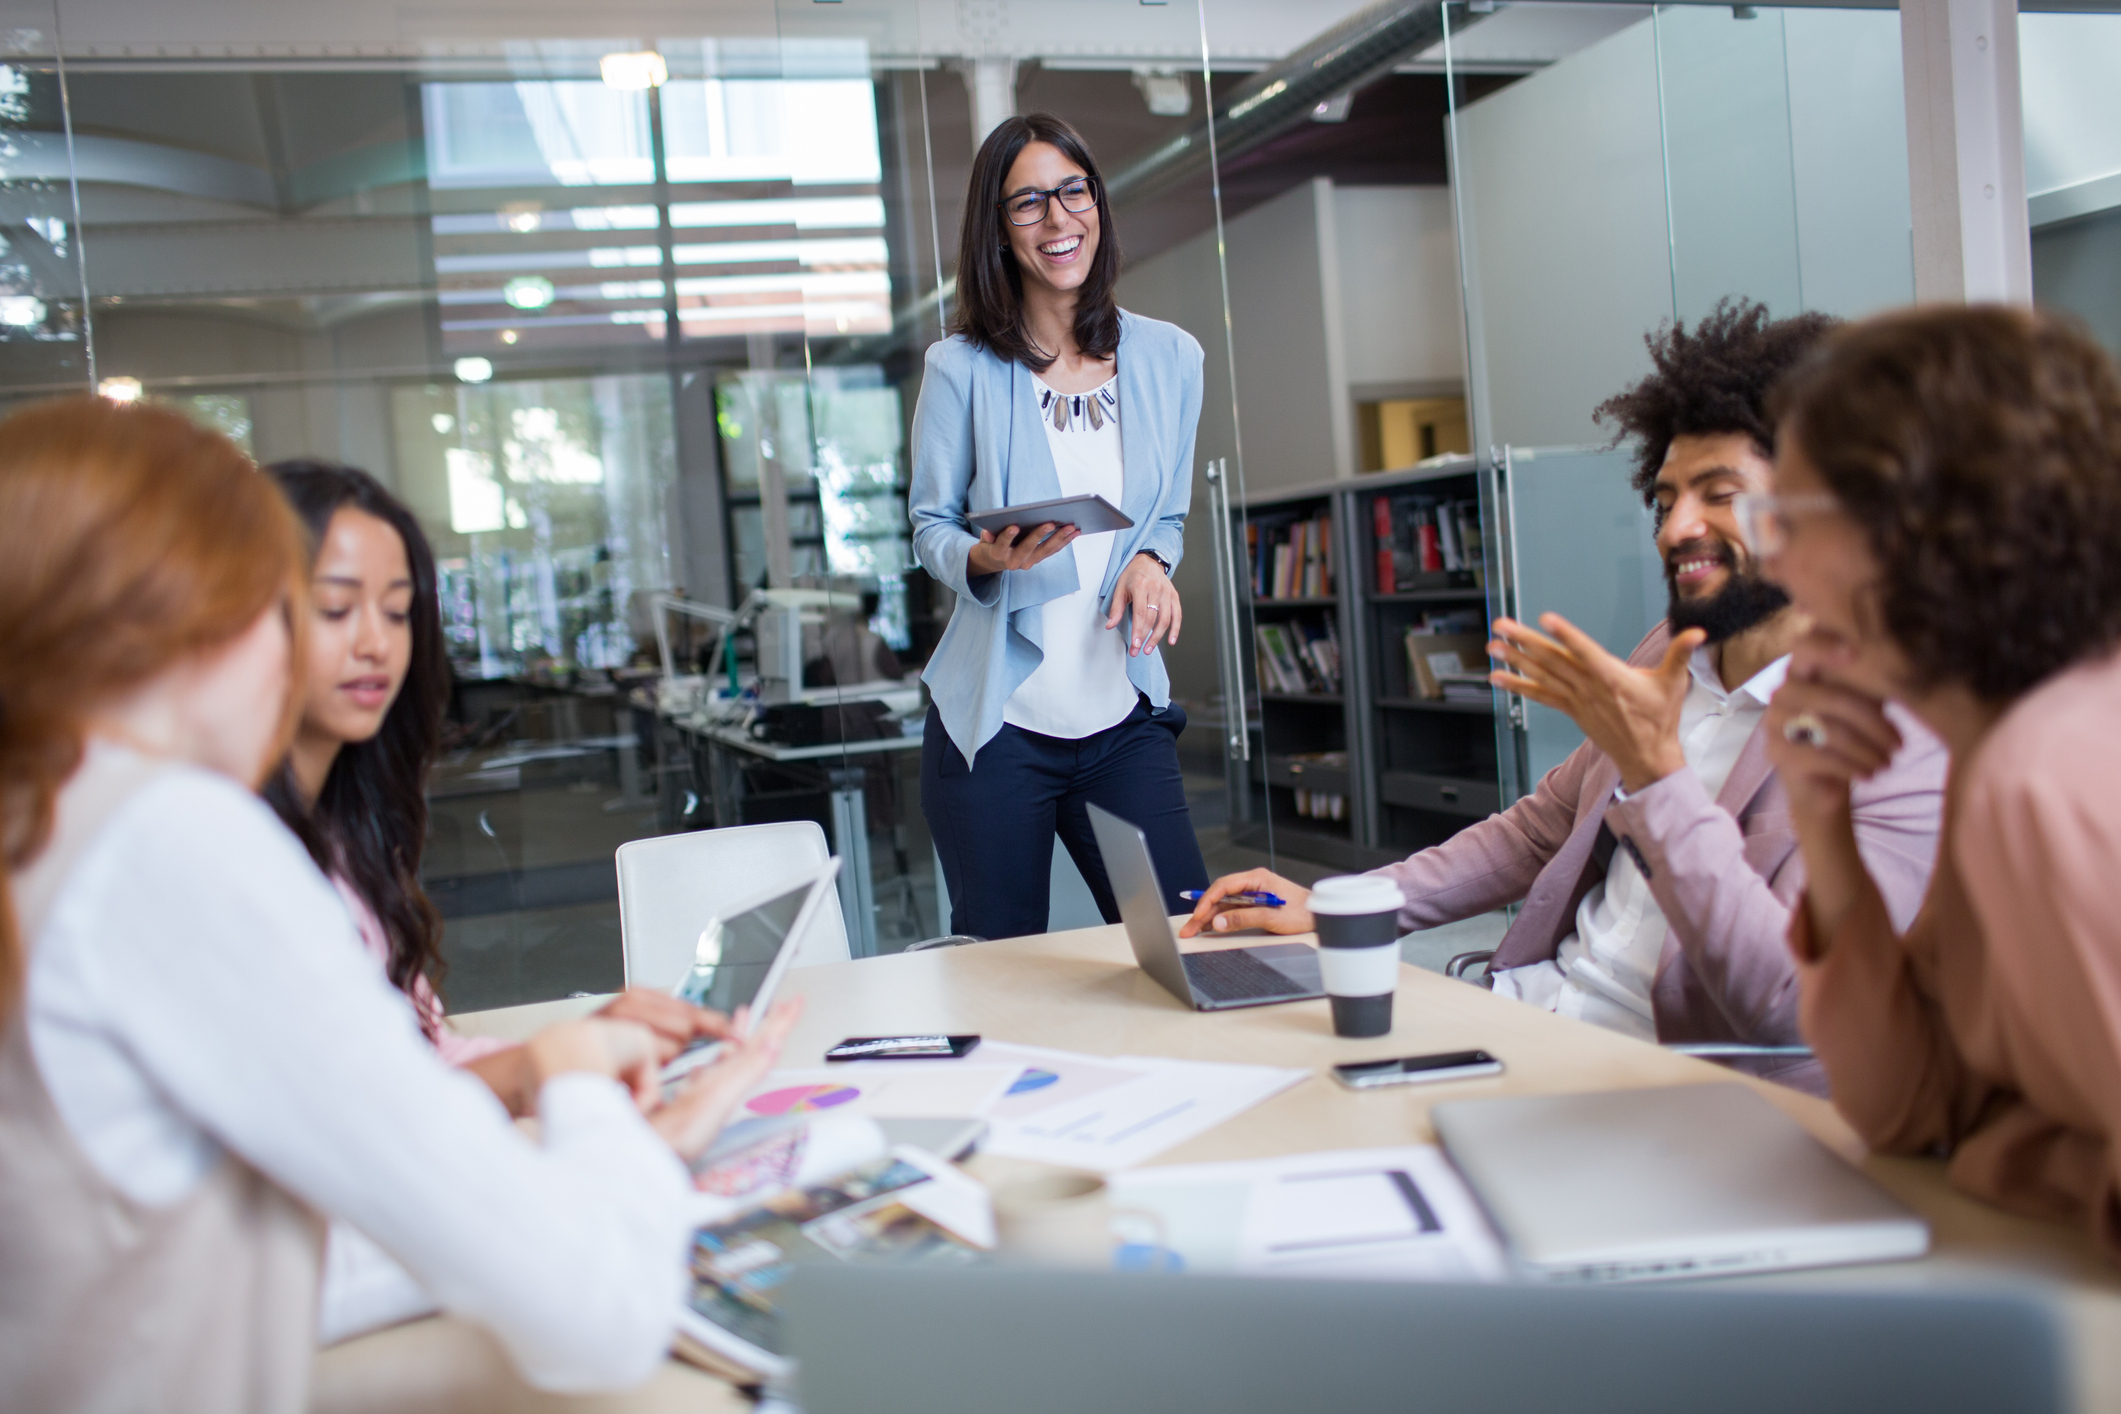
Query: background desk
[[656, 713, 926, 957], [325, 921, 2121, 1413]]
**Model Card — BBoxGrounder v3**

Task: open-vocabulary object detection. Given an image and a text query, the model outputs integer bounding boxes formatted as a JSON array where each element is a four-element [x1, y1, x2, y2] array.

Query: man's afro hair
[[1595, 298, 1838, 505]]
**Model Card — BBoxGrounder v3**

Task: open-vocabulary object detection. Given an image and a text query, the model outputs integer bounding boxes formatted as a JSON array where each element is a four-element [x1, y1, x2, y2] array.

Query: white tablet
[[662, 858, 843, 1082], [965, 493, 1134, 538]]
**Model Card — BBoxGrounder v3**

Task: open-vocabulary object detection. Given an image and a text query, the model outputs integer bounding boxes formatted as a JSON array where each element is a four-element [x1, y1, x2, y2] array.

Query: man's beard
[[1666, 540, 1791, 643]]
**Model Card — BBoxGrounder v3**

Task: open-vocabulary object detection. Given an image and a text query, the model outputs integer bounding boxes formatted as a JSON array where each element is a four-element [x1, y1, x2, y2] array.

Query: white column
[[1900, 0, 2033, 304], [966, 56, 1018, 143]]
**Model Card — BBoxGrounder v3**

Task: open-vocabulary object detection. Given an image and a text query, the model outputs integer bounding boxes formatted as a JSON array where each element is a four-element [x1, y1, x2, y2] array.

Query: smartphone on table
[[1331, 1049, 1503, 1090], [824, 1035, 982, 1061]]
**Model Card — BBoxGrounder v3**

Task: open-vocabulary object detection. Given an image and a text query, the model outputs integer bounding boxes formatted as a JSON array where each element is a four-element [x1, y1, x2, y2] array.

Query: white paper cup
[[1309, 875, 1404, 1038]]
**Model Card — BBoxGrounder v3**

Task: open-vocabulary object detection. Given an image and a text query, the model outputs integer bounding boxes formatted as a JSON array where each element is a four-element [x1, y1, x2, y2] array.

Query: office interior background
[[3, 0, 2113, 1011]]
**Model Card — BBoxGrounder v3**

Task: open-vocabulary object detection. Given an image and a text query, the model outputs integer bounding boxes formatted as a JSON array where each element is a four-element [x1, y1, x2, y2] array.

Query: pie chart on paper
[[1008, 1068, 1060, 1095], [746, 1083, 862, 1116]]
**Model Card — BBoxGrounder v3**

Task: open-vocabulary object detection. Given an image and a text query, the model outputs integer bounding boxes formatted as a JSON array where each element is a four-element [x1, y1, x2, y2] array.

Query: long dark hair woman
[[262, 461, 723, 1113], [909, 113, 1208, 939]]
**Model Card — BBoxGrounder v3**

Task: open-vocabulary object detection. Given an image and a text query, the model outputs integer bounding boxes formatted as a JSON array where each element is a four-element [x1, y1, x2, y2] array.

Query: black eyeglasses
[[999, 177, 1098, 227]]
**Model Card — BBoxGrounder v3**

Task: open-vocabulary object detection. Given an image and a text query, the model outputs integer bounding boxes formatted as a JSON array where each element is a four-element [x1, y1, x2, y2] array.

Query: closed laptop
[[1433, 1082, 1929, 1283]]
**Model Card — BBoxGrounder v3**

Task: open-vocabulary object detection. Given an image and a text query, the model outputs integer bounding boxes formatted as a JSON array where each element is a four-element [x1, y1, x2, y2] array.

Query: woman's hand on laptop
[[597, 987, 735, 1063], [1179, 869, 1311, 938], [649, 999, 805, 1161]]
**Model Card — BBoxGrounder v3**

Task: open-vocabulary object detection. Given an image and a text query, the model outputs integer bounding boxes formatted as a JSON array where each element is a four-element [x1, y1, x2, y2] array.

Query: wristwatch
[[1139, 550, 1171, 575]]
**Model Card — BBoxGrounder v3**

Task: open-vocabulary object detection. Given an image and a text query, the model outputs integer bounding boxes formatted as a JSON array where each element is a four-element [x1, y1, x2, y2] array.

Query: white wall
[[1454, 7, 1914, 452], [1121, 178, 1473, 706], [1332, 186, 1466, 396], [1454, 17, 1671, 451]]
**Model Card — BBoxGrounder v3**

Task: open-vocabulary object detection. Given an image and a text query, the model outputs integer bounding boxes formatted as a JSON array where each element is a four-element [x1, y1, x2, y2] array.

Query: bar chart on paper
[[1110, 1146, 1509, 1281]]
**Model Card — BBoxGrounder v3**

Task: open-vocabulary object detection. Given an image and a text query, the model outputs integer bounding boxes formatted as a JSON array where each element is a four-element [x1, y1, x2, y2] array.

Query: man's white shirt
[[1490, 647, 1791, 1039]]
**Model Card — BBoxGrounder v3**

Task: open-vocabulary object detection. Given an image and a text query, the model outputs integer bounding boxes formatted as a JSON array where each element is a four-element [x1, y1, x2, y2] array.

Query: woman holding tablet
[[910, 113, 1207, 940]]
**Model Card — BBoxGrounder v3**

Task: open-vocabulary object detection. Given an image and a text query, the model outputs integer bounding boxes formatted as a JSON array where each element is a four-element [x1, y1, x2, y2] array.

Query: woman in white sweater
[[0, 397, 794, 1410]]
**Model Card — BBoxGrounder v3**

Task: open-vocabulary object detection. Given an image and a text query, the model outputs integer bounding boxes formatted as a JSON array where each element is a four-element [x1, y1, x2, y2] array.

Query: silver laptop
[[1432, 1083, 1930, 1283], [661, 859, 841, 1082], [786, 1265, 2062, 1414], [1086, 803, 1323, 1011]]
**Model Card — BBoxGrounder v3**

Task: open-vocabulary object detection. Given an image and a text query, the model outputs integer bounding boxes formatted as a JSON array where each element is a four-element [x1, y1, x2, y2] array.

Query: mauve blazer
[[909, 310, 1203, 766], [1796, 646, 2121, 1260], [1369, 623, 1949, 1094]]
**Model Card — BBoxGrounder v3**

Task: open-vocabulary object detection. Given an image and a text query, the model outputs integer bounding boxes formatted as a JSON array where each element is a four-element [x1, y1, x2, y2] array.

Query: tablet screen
[[675, 881, 811, 1015]]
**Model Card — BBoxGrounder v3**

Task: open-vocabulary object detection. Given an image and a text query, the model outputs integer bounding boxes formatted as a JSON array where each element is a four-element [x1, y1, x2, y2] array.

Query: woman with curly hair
[[1758, 305, 2121, 1258]]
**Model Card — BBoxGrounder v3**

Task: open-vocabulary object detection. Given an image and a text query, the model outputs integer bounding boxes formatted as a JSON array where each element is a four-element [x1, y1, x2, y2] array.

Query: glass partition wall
[[1441, 0, 1915, 808], [9, 0, 2021, 988], [3, 0, 1255, 1005]]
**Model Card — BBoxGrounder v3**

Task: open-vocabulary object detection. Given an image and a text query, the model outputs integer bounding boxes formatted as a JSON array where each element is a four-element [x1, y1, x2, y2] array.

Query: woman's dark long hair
[[262, 461, 451, 1030], [949, 112, 1122, 372]]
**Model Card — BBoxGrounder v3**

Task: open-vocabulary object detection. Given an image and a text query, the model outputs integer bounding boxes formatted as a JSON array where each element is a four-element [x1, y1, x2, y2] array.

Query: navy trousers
[[922, 696, 1209, 941]]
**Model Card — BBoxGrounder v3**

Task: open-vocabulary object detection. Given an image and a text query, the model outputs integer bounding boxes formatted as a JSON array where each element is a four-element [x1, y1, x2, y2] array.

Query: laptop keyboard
[[1185, 947, 1309, 1003]]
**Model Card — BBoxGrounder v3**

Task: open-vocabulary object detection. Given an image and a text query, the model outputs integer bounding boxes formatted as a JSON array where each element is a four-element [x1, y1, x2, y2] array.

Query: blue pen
[[1180, 889, 1287, 908]]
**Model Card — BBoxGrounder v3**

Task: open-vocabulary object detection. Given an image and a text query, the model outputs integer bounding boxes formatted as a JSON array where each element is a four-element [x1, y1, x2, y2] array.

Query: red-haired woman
[[0, 399, 795, 1407]]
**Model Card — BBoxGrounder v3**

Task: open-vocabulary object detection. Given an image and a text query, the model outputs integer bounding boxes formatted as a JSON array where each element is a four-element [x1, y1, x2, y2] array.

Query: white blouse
[[1002, 372, 1141, 739], [24, 747, 693, 1391]]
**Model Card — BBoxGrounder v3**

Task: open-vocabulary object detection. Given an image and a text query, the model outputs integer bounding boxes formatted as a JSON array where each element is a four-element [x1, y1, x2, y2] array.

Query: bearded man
[[1183, 301, 1946, 1094]]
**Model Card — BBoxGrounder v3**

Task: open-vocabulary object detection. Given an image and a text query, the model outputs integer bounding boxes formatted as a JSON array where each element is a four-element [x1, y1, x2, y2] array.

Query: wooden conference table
[[315, 920, 2121, 1413]]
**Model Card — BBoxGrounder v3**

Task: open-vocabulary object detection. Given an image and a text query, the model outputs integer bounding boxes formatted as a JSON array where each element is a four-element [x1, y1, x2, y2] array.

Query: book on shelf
[[1254, 617, 1341, 695], [1294, 788, 1346, 822], [1372, 492, 1483, 594], [1405, 629, 1490, 701], [1252, 511, 1333, 600], [1283, 750, 1348, 823]]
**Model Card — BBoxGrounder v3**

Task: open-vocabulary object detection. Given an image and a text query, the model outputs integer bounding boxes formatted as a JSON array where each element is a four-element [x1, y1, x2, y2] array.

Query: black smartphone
[[1330, 1049, 1503, 1090], [824, 1034, 982, 1061]]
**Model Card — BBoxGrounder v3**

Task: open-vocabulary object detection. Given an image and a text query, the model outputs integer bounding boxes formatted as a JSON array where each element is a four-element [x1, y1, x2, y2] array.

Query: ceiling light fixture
[[97, 375, 143, 403], [503, 275, 555, 310], [454, 357, 494, 384], [1132, 70, 1192, 118], [501, 329, 520, 344], [0, 295, 46, 327], [1311, 91, 1355, 123], [504, 209, 543, 234], [600, 50, 667, 90]]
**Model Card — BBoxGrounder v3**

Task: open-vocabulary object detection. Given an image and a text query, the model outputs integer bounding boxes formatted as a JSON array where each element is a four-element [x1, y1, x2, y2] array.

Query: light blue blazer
[[910, 309, 1204, 766]]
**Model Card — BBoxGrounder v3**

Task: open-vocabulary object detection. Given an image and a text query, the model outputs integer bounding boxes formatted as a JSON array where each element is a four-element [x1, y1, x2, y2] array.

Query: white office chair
[[615, 821, 851, 991]]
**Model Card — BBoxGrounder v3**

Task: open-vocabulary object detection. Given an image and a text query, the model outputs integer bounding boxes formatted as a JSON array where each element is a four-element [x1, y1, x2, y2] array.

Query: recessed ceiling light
[[454, 357, 494, 384], [600, 50, 667, 90], [97, 375, 143, 402], [503, 275, 555, 311], [501, 329, 519, 344], [0, 295, 46, 327]]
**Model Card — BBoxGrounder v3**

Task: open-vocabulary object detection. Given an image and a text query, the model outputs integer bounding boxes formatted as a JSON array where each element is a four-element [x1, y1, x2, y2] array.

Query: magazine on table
[[675, 1115, 994, 1381]]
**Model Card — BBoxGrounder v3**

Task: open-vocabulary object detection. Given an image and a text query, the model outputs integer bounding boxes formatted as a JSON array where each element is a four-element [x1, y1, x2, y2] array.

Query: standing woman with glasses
[[911, 113, 1208, 940]]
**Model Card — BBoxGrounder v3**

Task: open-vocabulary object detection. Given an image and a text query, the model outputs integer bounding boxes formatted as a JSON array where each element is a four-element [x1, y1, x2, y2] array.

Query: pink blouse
[[330, 875, 511, 1067]]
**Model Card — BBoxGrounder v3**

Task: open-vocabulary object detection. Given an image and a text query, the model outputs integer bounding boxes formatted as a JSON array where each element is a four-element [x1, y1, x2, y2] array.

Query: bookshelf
[[1232, 457, 1506, 871]]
